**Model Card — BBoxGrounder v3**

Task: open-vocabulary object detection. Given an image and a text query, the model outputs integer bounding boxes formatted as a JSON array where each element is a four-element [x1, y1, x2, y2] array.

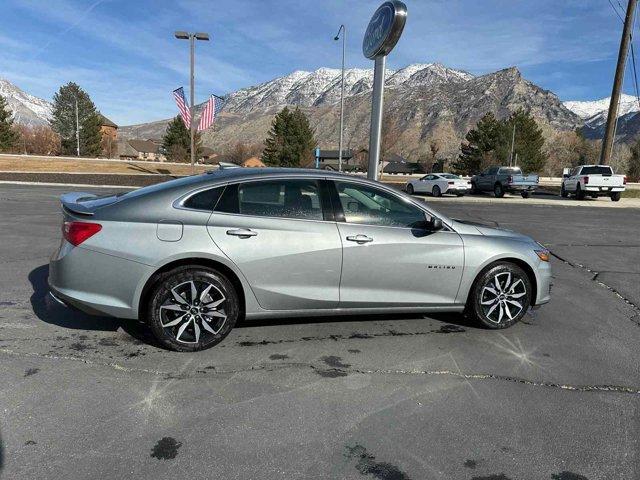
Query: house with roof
[[99, 114, 118, 158], [118, 139, 166, 162]]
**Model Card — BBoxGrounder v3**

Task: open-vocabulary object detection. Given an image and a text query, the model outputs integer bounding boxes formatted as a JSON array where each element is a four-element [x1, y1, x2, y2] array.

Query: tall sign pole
[[363, 1, 407, 180], [600, 0, 637, 165]]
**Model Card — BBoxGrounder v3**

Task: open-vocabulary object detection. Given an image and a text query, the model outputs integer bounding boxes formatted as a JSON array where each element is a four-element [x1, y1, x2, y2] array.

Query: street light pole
[[175, 31, 210, 173], [75, 96, 80, 157], [334, 25, 346, 172]]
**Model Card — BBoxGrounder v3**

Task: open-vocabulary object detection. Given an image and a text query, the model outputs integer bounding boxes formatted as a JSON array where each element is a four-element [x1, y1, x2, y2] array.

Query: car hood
[[451, 219, 534, 242]]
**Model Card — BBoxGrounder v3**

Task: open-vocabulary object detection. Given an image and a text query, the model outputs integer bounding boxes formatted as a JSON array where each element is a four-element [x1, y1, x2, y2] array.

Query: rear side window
[[183, 187, 223, 211], [215, 180, 324, 221]]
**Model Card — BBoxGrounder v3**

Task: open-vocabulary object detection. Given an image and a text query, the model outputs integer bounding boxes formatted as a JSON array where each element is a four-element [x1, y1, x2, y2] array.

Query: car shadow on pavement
[[28, 264, 156, 345]]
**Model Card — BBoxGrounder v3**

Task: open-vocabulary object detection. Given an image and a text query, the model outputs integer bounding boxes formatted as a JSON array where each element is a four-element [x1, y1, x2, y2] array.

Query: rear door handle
[[226, 228, 258, 238], [346, 234, 373, 244]]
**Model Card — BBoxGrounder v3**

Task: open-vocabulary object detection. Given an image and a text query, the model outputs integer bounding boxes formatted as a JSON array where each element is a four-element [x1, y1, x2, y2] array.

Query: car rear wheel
[[432, 185, 442, 197], [470, 263, 532, 329], [494, 183, 505, 198], [611, 192, 621, 202], [575, 185, 585, 200], [147, 266, 238, 351], [520, 191, 530, 199], [406, 184, 414, 195]]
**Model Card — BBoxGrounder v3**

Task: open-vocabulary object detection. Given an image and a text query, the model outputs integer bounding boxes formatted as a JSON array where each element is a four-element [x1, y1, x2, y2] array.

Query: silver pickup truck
[[561, 165, 626, 201], [470, 166, 539, 198]]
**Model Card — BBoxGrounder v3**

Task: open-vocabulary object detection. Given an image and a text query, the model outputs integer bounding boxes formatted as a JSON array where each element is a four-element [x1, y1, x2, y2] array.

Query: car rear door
[[207, 178, 342, 311], [330, 180, 464, 307]]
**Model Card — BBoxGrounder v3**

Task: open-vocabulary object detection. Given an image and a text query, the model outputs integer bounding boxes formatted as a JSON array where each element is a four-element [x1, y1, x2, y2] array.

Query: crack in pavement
[[550, 251, 640, 325], [2, 347, 639, 396]]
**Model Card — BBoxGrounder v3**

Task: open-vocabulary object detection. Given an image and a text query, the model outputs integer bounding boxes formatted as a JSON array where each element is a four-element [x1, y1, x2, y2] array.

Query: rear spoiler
[[60, 192, 97, 216]]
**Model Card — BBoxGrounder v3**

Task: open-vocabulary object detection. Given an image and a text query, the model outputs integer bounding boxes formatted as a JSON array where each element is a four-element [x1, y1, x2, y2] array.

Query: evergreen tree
[[50, 82, 102, 156], [262, 107, 316, 167], [504, 109, 546, 173], [0, 94, 20, 153], [452, 112, 503, 175], [162, 116, 201, 163], [628, 137, 640, 182]]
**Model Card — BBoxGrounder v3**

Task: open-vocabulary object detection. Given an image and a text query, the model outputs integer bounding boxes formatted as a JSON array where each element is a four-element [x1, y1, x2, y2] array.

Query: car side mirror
[[413, 218, 443, 231]]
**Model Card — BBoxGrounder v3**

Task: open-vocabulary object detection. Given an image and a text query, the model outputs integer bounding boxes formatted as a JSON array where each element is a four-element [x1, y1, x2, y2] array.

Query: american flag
[[172, 87, 191, 128], [197, 94, 225, 132]]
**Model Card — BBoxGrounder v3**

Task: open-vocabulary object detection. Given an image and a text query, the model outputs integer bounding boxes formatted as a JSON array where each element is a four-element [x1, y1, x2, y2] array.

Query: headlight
[[535, 249, 550, 262]]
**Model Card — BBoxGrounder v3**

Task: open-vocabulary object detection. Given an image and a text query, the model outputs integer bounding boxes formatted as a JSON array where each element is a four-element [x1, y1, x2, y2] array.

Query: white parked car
[[561, 165, 626, 201], [406, 173, 471, 197]]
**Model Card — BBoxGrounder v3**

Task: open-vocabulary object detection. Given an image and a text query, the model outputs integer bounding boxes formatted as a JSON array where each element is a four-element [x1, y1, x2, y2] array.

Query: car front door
[[478, 167, 496, 190], [331, 180, 464, 307], [207, 178, 342, 311]]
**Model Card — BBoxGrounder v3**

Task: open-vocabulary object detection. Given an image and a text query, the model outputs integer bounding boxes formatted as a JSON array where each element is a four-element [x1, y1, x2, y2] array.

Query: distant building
[[242, 156, 266, 168], [119, 139, 166, 162], [199, 147, 216, 163], [382, 154, 424, 175], [99, 115, 118, 158]]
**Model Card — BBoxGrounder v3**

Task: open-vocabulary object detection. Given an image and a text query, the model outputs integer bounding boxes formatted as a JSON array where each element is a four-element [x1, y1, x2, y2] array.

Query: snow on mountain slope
[[564, 94, 640, 127], [0, 78, 52, 126], [223, 63, 474, 113]]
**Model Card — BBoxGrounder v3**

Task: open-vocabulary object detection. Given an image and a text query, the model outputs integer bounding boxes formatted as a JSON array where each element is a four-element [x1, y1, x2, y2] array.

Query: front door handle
[[346, 234, 373, 244], [226, 228, 258, 238]]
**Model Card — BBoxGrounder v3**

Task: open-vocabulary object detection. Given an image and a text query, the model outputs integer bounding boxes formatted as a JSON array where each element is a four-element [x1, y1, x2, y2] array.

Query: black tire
[[520, 191, 530, 199], [406, 184, 414, 195], [611, 192, 621, 202], [470, 182, 478, 194], [575, 184, 585, 200], [146, 266, 239, 352], [494, 183, 505, 198], [432, 185, 442, 197], [469, 262, 532, 329], [560, 184, 568, 198]]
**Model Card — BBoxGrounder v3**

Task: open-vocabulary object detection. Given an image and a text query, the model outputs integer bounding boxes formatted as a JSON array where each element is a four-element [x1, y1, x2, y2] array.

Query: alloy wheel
[[480, 271, 527, 324], [159, 280, 227, 344]]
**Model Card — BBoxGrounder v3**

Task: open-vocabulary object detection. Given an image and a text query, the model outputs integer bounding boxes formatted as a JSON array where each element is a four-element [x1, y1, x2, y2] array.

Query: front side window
[[335, 181, 426, 228], [215, 179, 323, 220]]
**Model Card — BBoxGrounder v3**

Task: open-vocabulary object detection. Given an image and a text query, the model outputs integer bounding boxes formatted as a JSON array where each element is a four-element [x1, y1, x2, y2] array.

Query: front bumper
[[49, 242, 152, 319], [534, 258, 552, 306]]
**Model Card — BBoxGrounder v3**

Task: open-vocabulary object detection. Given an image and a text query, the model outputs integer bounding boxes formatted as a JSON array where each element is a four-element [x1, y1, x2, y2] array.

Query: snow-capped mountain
[[224, 63, 474, 113], [564, 94, 640, 128], [0, 78, 52, 126]]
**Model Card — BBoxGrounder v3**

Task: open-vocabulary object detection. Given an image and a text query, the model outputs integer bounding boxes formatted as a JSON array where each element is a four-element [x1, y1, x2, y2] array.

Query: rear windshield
[[439, 174, 460, 179], [581, 166, 613, 175], [498, 167, 522, 175]]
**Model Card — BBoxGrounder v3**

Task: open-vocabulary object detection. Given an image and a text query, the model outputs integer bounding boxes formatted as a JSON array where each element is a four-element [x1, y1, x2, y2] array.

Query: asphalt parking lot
[[1, 183, 639, 480]]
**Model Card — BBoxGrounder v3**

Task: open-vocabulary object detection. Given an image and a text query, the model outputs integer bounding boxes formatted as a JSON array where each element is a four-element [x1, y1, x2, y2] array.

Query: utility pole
[[175, 31, 210, 173], [509, 122, 516, 166], [334, 25, 346, 172], [75, 96, 80, 157], [600, 0, 637, 165]]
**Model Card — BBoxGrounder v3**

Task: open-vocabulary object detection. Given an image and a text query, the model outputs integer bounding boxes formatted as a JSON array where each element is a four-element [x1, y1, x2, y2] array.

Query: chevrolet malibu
[[49, 168, 551, 351]]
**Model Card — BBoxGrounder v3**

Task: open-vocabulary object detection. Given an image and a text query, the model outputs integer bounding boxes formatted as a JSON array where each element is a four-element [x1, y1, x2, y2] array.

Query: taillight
[[448, 181, 454, 185], [583, 176, 589, 184], [624, 176, 627, 185], [63, 221, 102, 246]]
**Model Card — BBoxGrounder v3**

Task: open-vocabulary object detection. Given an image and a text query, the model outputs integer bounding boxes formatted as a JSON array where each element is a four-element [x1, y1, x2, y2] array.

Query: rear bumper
[[584, 186, 625, 193], [506, 185, 537, 192], [49, 243, 152, 319], [446, 187, 469, 194]]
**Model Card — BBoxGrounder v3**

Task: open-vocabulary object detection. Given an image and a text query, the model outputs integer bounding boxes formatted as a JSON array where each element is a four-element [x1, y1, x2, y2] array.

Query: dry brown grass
[[0, 155, 209, 176]]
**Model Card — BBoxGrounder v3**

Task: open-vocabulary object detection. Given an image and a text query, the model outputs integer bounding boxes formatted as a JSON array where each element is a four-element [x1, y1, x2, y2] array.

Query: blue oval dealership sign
[[362, 1, 407, 60]]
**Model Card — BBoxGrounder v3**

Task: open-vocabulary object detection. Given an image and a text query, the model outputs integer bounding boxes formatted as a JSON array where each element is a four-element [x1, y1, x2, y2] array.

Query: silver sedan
[[49, 168, 551, 351]]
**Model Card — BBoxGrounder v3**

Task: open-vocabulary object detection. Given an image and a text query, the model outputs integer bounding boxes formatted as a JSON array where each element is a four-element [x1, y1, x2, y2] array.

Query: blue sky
[[0, 0, 632, 125]]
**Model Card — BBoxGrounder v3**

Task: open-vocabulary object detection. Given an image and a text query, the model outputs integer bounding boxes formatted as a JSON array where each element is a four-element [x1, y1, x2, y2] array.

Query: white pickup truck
[[561, 165, 626, 202]]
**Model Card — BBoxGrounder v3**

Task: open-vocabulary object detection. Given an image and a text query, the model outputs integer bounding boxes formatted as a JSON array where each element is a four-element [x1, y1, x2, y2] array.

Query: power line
[[609, 0, 624, 21]]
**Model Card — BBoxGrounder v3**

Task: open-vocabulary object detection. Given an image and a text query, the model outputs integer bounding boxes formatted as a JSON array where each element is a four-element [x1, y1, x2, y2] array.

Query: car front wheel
[[432, 185, 442, 197], [147, 266, 239, 351], [406, 184, 414, 195], [470, 262, 532, 329]]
